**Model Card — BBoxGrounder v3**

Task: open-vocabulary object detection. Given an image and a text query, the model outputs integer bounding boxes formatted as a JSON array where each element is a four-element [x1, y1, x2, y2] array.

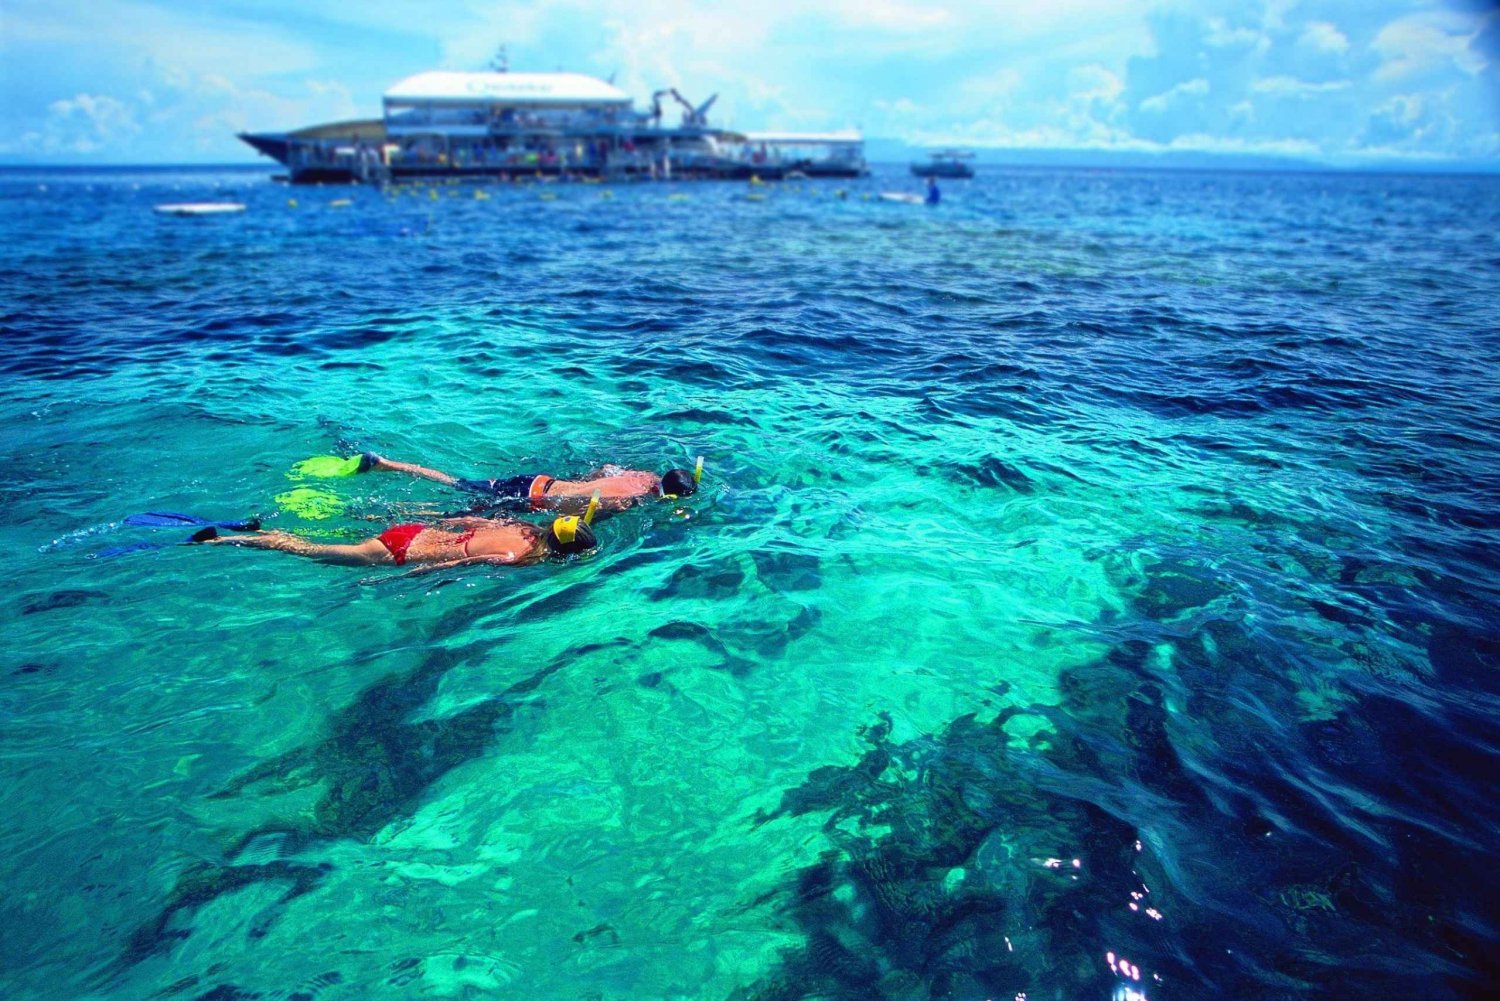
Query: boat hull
[[235, 123, 870, 185], [910, 162, 975, 179], [238, 130, 869, 185]]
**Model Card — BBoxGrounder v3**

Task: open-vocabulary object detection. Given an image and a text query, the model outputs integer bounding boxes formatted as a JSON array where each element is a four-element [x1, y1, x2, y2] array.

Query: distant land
[[865, 138, 1500, 175]]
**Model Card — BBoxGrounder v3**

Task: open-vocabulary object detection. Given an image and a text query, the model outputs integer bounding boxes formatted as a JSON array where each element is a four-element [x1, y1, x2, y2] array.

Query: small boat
[[153, 202, 247, 216], [909, 150, 975, 179]]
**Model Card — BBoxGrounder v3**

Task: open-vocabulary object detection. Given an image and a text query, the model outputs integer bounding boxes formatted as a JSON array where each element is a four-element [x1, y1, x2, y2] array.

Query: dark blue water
[[2, 164, 1499, 1000]]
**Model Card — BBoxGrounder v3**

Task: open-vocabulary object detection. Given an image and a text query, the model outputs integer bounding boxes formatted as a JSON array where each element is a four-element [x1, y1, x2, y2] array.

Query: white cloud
[[35, 93, 140, 153], [1372, 11, 1486, 81], [5, 0, 321, 78], [1379, 93, 1425, 126], [3, 0, 1497, 166], [1260, 0, 1298, 33], [1341, 144, 1451, 161], [1205, 17, 1268, 52], [1299, 21, 1350, 54], [873, 97, 923, 115], [903, 120, 1328, 162], [435, 3, 549, 70], [958, 67, 1024, 103], [0, 70, 364, 158], [829, 0, 953, 32], [907, 119, 1146, 152], [1344, 91, 1500, 161], [1250, 75, 1352, 96], [1166, 132, 1321, 157], [1139, 77, 1209, 113], [1069, 64, 1125, 106]]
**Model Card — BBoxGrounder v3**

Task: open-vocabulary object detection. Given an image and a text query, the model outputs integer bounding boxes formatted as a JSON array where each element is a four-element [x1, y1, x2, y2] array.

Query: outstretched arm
[[437, 516, 517, 530], [364, 553, 526, 583], [201, 530, 390, 566]]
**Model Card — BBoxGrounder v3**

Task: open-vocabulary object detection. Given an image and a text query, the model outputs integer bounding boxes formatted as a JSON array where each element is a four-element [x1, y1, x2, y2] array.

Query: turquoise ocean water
[[2, 165, 1499, 1000]]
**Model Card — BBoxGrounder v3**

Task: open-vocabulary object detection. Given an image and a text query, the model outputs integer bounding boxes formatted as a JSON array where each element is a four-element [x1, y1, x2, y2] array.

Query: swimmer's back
[[549, 468, 660, 504], [404, 522, 542, 564]]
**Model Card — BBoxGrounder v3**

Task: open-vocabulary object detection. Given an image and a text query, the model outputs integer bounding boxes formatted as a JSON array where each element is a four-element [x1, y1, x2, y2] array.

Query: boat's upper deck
[[382, 72, 638, 136]]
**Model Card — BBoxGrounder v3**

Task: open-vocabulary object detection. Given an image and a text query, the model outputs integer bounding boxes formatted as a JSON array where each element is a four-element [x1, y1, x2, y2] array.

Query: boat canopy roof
[[743, 130, 864, 145], [289, 118, 387, 141], [383, 72, 632, 107]]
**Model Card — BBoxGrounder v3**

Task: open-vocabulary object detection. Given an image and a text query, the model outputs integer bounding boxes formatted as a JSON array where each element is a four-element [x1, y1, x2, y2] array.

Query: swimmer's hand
[[188, 527, 269, 545], [192, 530, 290, 550]]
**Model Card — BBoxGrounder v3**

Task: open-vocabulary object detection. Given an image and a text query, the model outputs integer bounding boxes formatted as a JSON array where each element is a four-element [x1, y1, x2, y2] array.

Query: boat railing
[[279, 125, 859, 179], [383, 106, 634, 135], [724, 142, 865, 169]]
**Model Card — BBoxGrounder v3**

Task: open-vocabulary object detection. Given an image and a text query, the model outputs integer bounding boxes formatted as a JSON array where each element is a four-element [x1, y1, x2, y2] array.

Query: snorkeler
[[194, 510, 597, 574], [350, 452, 701, 512]]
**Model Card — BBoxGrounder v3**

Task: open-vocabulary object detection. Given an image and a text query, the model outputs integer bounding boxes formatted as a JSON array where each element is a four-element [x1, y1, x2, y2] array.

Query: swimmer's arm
[[546, 487, 634, 515], [361, 553, 524, 584], [436, 516, 513, 530]]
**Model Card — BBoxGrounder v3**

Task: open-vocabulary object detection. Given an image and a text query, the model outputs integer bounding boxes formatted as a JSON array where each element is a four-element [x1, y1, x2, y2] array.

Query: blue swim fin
[[98, 515, 257, 558], [124, 512, 261, 530], [96, 541, 166, 559]]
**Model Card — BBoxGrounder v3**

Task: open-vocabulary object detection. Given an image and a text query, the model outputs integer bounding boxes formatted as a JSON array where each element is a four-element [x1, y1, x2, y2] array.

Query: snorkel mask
[[662, 456, 704, 500], [548, 490, 600, 555]]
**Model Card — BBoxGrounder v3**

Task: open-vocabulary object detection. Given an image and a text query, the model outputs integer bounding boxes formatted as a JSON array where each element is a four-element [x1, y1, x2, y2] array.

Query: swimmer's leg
[[203, 530, 391, 566], [361, 455, 460, 487]]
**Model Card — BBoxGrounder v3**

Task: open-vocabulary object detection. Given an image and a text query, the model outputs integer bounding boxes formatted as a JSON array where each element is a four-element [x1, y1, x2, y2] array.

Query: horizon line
[[1, 157, 1497, 177]]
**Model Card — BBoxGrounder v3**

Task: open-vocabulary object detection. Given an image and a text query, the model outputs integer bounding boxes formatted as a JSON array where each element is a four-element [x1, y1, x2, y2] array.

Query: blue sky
[[2, 0, 1497, 166]]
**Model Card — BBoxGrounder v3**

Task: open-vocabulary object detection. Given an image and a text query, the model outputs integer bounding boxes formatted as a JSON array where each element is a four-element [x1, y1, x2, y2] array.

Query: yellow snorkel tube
[[694, 455, 704, 486]]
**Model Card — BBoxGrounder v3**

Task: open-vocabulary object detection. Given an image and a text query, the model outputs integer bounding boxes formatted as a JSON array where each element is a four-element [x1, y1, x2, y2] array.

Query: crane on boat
[[650, 88, 718, 128]]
